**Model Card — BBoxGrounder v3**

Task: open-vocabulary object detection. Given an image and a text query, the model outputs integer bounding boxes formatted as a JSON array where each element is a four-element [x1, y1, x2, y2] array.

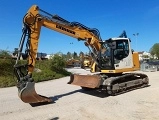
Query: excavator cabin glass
[[99, 39, 130, 70]]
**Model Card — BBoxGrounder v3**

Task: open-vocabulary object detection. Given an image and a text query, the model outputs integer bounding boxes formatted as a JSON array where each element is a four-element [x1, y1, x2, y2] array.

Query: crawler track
[[103, 73, 149, 95]]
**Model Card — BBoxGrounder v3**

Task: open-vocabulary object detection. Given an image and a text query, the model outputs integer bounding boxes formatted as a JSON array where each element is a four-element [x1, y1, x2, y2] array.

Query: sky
[[0, 0, 159, 55]]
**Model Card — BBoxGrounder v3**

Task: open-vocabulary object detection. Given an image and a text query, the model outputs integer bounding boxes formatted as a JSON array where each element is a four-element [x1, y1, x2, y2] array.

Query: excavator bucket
[[18, 81, 52, 104], [68, 74, 101, 88]]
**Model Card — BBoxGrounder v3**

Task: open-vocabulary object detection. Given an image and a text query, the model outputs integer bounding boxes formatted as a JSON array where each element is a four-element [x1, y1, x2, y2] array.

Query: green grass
[[0, 59, 71, 88]]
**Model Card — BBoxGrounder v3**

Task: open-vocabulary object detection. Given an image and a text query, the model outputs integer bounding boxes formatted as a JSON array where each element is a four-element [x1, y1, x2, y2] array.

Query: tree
[[0, 50, 11, 58], [13, 48, 18, 55], [66, 52, 72, 60], [79, 51, 84, 57], [73, 51, 78, 59], [50, 53, 66, 72], [149, 43, 159, 59]]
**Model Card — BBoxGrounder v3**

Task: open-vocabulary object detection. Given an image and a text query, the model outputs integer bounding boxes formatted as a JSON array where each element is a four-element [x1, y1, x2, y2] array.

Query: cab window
[[114, 40, 129, 60]]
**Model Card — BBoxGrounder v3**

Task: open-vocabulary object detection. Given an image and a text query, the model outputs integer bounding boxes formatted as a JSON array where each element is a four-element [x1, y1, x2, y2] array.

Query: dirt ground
[[0, 68, 159, 120]]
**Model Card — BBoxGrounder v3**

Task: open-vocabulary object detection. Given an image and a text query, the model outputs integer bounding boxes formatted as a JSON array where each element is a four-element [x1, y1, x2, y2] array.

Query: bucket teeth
[[68, 74, 100, 88], [18, 81, 52, 104]]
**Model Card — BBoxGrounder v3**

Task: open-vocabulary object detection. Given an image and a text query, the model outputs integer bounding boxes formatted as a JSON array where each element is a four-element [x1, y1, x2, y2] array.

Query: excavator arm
[[14, 5, 103, 104]]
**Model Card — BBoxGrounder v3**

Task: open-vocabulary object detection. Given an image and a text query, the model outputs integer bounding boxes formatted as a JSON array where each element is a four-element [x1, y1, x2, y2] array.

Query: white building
[[138, 51, 151, 61], [45, 54, 52, 59], [138, 51, 157, 61]]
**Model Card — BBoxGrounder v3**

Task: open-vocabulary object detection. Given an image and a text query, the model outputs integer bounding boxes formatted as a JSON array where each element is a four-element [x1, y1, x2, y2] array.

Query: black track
[[103, 73, 149, 95]]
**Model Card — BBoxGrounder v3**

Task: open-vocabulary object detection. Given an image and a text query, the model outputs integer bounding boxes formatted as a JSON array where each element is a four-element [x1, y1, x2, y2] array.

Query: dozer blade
[[18, 81, 52, 103], [68, 74, 101, 88]]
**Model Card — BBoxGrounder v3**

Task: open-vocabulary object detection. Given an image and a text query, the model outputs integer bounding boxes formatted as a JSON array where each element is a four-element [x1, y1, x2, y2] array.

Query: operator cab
[[99, 38, 131, 70]]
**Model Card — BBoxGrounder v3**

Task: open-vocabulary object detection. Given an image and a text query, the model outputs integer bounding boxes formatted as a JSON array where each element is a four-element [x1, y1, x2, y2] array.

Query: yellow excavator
[[14, 5, 149, 104], [80, 54, 93, 69], [66, 59, 80, 68]]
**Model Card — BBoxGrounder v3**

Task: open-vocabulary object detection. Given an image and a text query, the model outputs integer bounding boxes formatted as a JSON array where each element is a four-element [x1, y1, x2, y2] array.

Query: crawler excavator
[[14, 5, 149, 104]]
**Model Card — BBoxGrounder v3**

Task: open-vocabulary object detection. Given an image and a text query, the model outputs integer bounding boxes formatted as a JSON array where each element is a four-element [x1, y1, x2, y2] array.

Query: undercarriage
[[68, 72, 149, 95]]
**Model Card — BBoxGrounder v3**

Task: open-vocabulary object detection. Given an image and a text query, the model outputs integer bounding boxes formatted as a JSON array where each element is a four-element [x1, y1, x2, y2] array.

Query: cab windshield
[[99, 39, 130, 69]]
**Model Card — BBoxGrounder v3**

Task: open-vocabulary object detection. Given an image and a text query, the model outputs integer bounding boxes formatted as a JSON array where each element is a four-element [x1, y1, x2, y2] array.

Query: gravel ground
[[0, 68, 159, 120]]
